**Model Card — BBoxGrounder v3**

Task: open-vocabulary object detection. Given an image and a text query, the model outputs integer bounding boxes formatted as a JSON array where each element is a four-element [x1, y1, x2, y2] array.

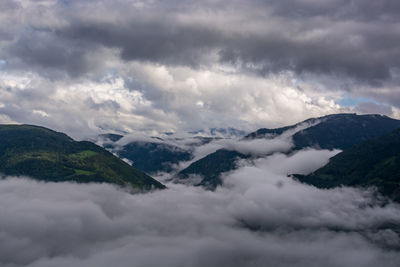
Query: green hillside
[[294, 128, 400, 201], [0, 125, 165, 190]]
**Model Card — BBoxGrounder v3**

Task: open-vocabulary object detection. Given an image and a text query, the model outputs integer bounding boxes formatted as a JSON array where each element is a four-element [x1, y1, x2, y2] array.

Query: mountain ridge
[[174, 113, 400, 189]]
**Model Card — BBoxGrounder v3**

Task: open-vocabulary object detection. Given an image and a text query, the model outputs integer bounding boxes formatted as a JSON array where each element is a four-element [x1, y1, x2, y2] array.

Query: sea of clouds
[[1, 144, 400, 267]]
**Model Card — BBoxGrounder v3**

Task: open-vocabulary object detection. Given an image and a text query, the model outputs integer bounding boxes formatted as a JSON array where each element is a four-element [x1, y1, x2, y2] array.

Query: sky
[[1, 0, 400, 139]]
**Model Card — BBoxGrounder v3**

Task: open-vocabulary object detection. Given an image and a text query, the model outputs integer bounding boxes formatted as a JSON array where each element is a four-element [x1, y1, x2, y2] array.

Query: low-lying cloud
[[1, 145, 399, 267]]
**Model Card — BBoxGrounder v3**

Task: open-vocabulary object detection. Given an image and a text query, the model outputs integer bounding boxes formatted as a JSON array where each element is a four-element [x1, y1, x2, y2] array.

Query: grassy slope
[[0, 125, 165, 190]]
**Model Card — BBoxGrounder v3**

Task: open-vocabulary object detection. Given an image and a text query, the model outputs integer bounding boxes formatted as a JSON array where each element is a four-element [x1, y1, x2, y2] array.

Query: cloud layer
[[3, 0, 400, 83], [1, 146, 400, 267]]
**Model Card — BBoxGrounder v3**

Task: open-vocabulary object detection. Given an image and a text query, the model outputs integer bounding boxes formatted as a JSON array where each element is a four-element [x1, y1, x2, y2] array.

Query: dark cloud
[[6, 29, 102, 78], [4, 0, 400, 85], [2, 0, 400, 84], [61, 19, 221, 68], [259, 0, 400, 21]]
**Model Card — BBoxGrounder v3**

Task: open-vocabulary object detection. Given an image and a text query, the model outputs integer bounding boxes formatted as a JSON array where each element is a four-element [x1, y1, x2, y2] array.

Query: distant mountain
[[117, 141, 193, 174], [291, 113, 400, 150], [175, 114, 400, 189], [243, 117, 320, 139], [0, 125, 165, 190], [175, 149, 249, 189], [294, 128, 400, 202], [96, 133, 224, 175]]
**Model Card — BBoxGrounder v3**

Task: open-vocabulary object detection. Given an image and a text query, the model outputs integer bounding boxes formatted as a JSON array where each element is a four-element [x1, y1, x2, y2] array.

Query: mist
[[1, 143, 400, 267]]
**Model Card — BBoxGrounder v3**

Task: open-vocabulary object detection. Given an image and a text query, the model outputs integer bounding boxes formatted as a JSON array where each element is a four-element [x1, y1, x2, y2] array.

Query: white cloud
[[0, 64, 346, 140], [32, 109, 49, 117], [1, 146, 399, 267], [248, 148, 341, 176]]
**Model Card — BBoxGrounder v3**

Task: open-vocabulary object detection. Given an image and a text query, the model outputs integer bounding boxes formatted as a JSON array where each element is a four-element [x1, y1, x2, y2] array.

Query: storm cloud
[[3, 0, 400, 83], [0, 0, 399, 137]]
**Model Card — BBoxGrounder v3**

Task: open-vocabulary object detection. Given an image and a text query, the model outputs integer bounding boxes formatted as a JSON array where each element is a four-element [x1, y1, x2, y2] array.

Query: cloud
[[220, 138, 292, 156], [1, 145, 400, 267], [203, 119, 322, 156], [3, 0, 400, 84], [248, 148, 341, 176], [354, 101, 394, 117], [0, 63, 346, 139], [1, 0, 400, 135]]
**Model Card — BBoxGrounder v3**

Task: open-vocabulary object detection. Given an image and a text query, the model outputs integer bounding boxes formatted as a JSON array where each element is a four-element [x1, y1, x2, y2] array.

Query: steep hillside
[[294, 128, 400, 201], [0, 125, 165, 190]]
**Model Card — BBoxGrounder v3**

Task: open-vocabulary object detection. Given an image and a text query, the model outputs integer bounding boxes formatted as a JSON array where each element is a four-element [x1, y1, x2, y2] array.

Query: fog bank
[[1, 147, 399, 267]]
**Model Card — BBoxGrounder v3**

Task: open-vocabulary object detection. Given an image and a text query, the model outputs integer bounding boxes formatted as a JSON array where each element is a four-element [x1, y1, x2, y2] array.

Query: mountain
[[0, 125, 165, 190], [243, 117, 319, 139], [175, 114, 400, 189], [246, 113, 400, 150], [294, 128, 400, 202], [117, 141, 193, 174], [96, 133, 223, 175], [175, 149, 249, 189], [291, 113, 400, 150]]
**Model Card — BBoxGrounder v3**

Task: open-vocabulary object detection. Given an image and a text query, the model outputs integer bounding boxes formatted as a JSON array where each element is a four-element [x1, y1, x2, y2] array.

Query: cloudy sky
[[1, 0, 400, 138]]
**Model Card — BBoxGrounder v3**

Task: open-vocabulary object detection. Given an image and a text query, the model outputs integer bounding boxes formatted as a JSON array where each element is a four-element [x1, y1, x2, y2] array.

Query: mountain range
[[174, 114, 400, 189], [95, 134, 221, 175], [1, 113, 400, 201]]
